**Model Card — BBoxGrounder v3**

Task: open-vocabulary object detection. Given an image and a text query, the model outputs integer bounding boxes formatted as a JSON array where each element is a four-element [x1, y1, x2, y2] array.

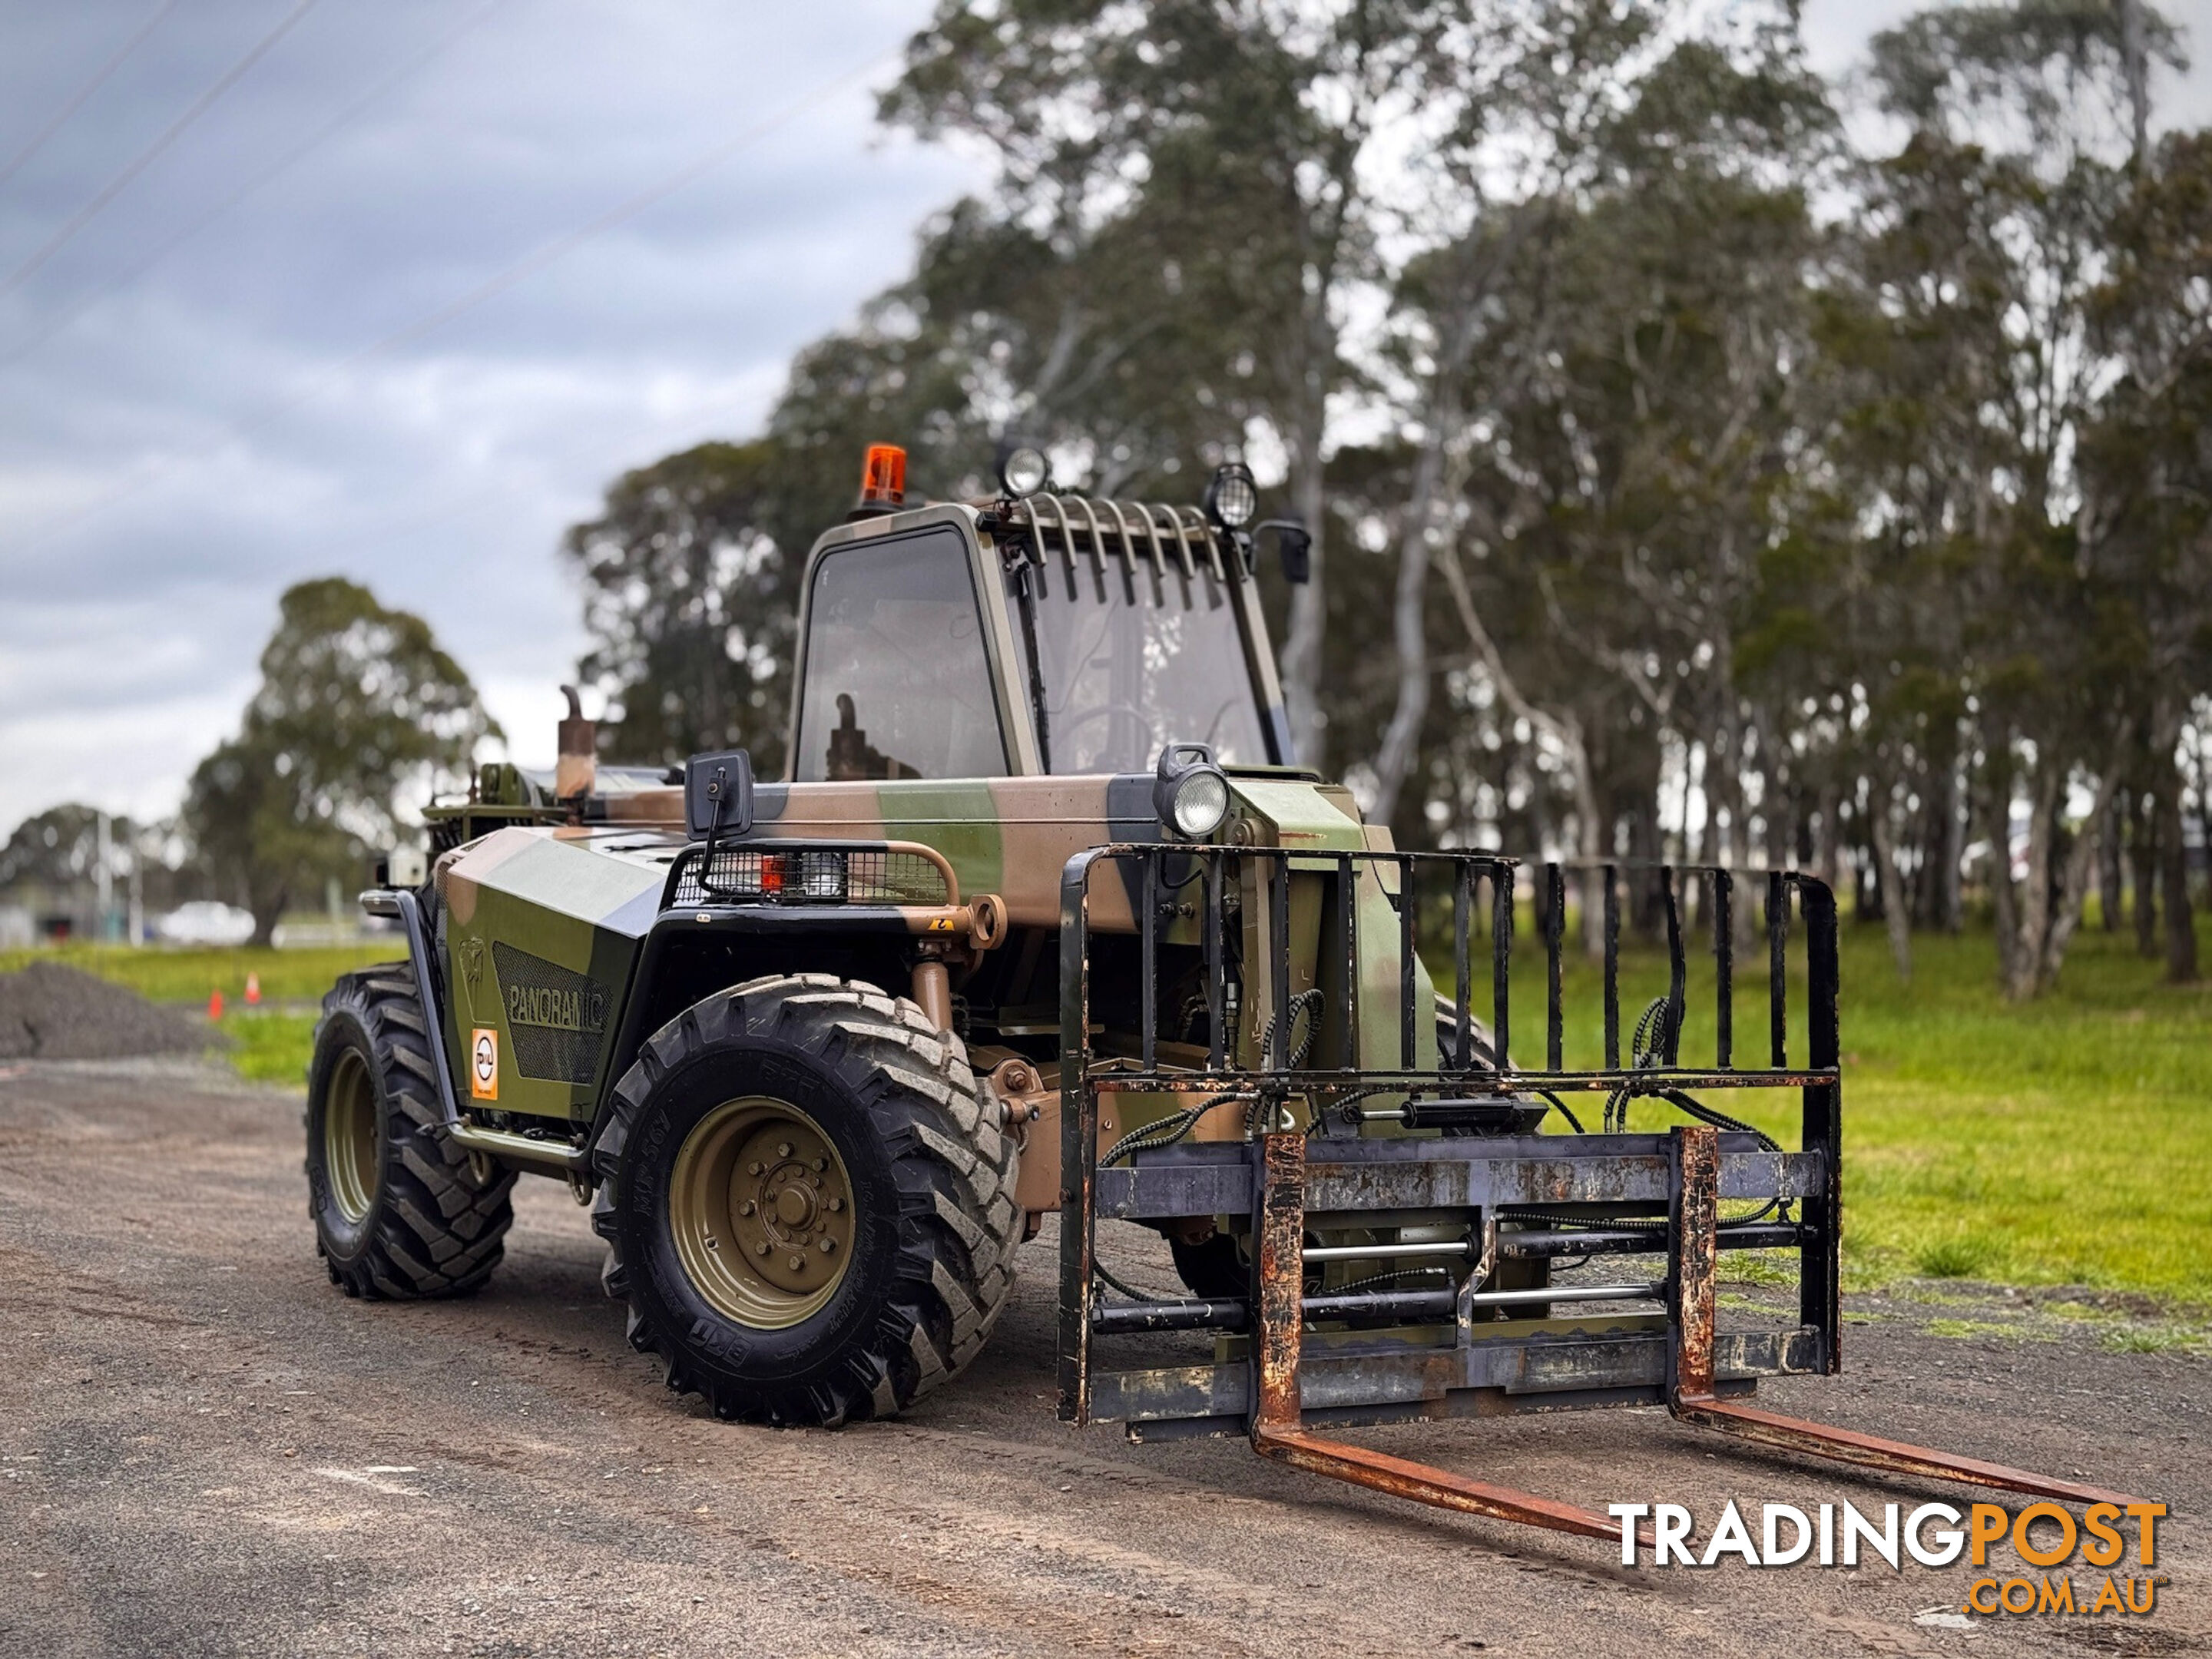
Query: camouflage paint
[[421, 490, 1413, 1141], [439, 826, 671, 1122]]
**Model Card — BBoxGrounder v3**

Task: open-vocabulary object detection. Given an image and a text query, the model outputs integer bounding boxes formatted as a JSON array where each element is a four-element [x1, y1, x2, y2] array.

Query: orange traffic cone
[[208, 989, 224, 1021], [244, 972, 261, 1007]]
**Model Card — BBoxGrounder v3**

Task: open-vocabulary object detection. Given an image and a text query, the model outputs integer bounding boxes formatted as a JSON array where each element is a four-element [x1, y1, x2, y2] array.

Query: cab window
[[1004, 548, 1269, 774], [794, 529, 1007, 781]]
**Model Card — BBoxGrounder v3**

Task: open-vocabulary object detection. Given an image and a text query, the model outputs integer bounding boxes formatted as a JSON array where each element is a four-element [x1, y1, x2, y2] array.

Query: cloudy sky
[[2, 0, 2207, 835]]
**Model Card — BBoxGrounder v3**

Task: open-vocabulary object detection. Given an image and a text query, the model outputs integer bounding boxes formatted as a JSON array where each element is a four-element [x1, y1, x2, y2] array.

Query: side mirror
[[684, 749, 754, 842], [1257, 517, 1311, 584]]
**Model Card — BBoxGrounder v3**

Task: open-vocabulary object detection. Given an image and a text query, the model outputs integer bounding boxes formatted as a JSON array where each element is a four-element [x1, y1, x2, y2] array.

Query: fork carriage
[[1055, 846, 2136, 1538]]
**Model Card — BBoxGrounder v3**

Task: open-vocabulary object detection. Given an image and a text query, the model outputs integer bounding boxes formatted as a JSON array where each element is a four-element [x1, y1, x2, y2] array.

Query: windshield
[[794, 529, 1007, 781], [1006, 548, 1269, 773]]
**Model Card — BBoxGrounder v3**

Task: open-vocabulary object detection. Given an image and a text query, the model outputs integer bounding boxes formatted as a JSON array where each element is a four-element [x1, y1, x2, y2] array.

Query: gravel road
[[0, 1057, 2202, 1657]]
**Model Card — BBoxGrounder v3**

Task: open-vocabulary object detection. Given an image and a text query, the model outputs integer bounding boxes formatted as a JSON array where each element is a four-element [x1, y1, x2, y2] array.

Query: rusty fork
[[1244, 1127, 2147, 1548], [1246, 1132, 1651, 1548], [1664, 1124, 2147, 1510]]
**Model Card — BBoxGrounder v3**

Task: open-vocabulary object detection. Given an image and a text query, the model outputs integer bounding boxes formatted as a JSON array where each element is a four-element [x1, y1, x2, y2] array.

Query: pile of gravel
[[0, 962, 214, 1061]]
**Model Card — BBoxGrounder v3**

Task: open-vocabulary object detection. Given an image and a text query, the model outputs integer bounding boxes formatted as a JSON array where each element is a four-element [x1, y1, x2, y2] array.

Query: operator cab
[[787, 447, 1303, 782]]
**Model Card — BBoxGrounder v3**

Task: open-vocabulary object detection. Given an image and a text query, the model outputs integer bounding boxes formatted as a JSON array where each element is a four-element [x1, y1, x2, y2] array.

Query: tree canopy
[[564, 0, 2210, 998], [184, 578, 493, 945]]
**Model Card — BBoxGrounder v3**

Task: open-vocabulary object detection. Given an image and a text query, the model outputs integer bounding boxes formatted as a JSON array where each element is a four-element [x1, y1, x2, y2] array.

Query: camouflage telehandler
[[307, 443, 2136, 1540]]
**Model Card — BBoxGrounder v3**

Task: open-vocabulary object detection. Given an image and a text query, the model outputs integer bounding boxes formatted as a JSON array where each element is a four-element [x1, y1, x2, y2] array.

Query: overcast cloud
[[2, 0, 2207, 833]]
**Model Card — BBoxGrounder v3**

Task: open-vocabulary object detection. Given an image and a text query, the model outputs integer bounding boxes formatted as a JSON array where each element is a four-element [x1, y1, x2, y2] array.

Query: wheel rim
[[670, 1096, 856, 1330], [325, 1048, 380, 1224]]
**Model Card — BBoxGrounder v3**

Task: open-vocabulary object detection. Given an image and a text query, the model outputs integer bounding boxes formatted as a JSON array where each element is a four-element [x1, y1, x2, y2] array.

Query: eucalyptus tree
[[2084, 130, 2212, 981], [1852, 0, 2186, 995], [884, 0, 1440, 772]]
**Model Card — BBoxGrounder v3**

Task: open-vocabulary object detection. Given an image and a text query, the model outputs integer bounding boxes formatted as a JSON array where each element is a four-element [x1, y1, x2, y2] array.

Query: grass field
[[0, 939, 397, 1084], [6, 919, 2207, 1305], [1510, 910, 2212, 1306]]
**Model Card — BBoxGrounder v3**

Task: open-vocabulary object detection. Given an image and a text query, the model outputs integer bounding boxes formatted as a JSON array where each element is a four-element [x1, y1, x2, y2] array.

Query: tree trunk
[[2130, 787, 2160, 957], [249, 883, 287, 950], [1367, 435, 1447, 826], [2151, 710, 2198, 982], [1813, 780, 1841, 892], [1279, 442, 1329, 773], [2116, 0, 2154, 166], [1941, 749, 1965, 932], [1432, 541, 1608, 952], [2098, 792, 2124, 932], [2007, 768, 2060, 999], [1868, 776, 1913, 982], [2005, 758, 2119, 998], [2160, 786, 2197, 982]]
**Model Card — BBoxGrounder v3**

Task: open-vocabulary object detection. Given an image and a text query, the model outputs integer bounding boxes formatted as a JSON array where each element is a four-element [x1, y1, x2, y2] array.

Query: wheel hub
[[323, 1048, 379, 1224], [670, 1097, 855, 1328]]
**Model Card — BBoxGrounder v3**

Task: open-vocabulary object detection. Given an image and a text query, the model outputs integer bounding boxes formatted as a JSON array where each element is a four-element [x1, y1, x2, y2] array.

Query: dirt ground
[[0, 1057, 2203, 1658]]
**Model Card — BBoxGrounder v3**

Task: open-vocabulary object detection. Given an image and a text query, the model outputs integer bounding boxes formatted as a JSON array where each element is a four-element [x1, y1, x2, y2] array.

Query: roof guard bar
[[1030, 493, 1071, 566], [1002, 493, 1233, 584], [1071, 495, 1108, 578], [1172, 504, 1224, 581], [1101, 498, 1161, 578], [1144, 502, 1197, 578]]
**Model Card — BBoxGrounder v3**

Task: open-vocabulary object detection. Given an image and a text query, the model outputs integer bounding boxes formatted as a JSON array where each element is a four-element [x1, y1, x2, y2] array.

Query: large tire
[[305, 967, 517, 1298], [592, 973, 1020, 1427]]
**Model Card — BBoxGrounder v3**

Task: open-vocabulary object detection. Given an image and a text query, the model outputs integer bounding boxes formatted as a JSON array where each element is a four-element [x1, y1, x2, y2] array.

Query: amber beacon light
[[857, 443, 907, 512]]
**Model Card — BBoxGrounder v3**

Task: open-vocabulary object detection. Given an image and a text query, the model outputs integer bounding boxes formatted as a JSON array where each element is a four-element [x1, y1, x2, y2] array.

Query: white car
[[155, 902, 256, 946]]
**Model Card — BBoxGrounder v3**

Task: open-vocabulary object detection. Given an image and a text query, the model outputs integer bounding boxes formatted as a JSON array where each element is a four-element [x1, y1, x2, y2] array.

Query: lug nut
[[787, 1254, 804, 1271], [812, 1157, 826, 1172], [826, 1197, 844, 1213], [753, 1242, 770, 1257], [818, 1238, 836, 1254], [777, 1141, 793, 1158], [747, 1161, 763, 1176]]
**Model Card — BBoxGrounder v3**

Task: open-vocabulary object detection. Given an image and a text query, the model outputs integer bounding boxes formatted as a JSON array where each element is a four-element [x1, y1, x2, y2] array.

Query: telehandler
[[309, 442, 2133, 1540]]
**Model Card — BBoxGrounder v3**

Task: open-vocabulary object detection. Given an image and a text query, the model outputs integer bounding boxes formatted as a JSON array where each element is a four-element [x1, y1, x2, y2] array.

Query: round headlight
[[1203, 462, 1258, 529], [1171, 768, 1230, 839], [998, 443, 1049, 498]]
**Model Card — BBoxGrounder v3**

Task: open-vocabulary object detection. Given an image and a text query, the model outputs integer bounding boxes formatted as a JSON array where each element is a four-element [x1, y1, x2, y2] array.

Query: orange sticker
[[469, 1027, 498, 1100]]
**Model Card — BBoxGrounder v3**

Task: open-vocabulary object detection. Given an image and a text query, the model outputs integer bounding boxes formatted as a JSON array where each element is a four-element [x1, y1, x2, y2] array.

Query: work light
[[796, 850, 849, 902], [1154, 743, 1231, 840], [997, 442, 1049, 498], [1203, 462, 1258, 530]]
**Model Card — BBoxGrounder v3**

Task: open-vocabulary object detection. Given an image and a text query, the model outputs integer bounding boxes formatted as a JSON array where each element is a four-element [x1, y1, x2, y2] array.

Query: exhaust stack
[[555, 684, 596, 802]]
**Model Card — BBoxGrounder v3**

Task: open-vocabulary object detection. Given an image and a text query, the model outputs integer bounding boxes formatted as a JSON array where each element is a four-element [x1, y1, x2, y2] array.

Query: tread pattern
[[306, 967, 517, 1299], [591, 973, 1021, 1426]]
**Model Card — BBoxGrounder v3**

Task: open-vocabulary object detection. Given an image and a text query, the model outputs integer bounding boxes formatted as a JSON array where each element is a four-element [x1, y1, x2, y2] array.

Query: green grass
[[1783, 922, 2210, 1304], [0, 939, 400, 1005], [1438, 905, 2212, 1303], [214, 1010, 326, 1084], [0, 940, 399, 1086], [8, 916, 2210, 1304]]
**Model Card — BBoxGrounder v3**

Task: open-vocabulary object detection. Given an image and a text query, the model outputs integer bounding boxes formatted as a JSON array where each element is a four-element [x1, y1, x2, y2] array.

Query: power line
[[0, 0, 320, 301], [0, 0, 513, 371], [5, 45, 896, 557], [0, 0, 180, 194]]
